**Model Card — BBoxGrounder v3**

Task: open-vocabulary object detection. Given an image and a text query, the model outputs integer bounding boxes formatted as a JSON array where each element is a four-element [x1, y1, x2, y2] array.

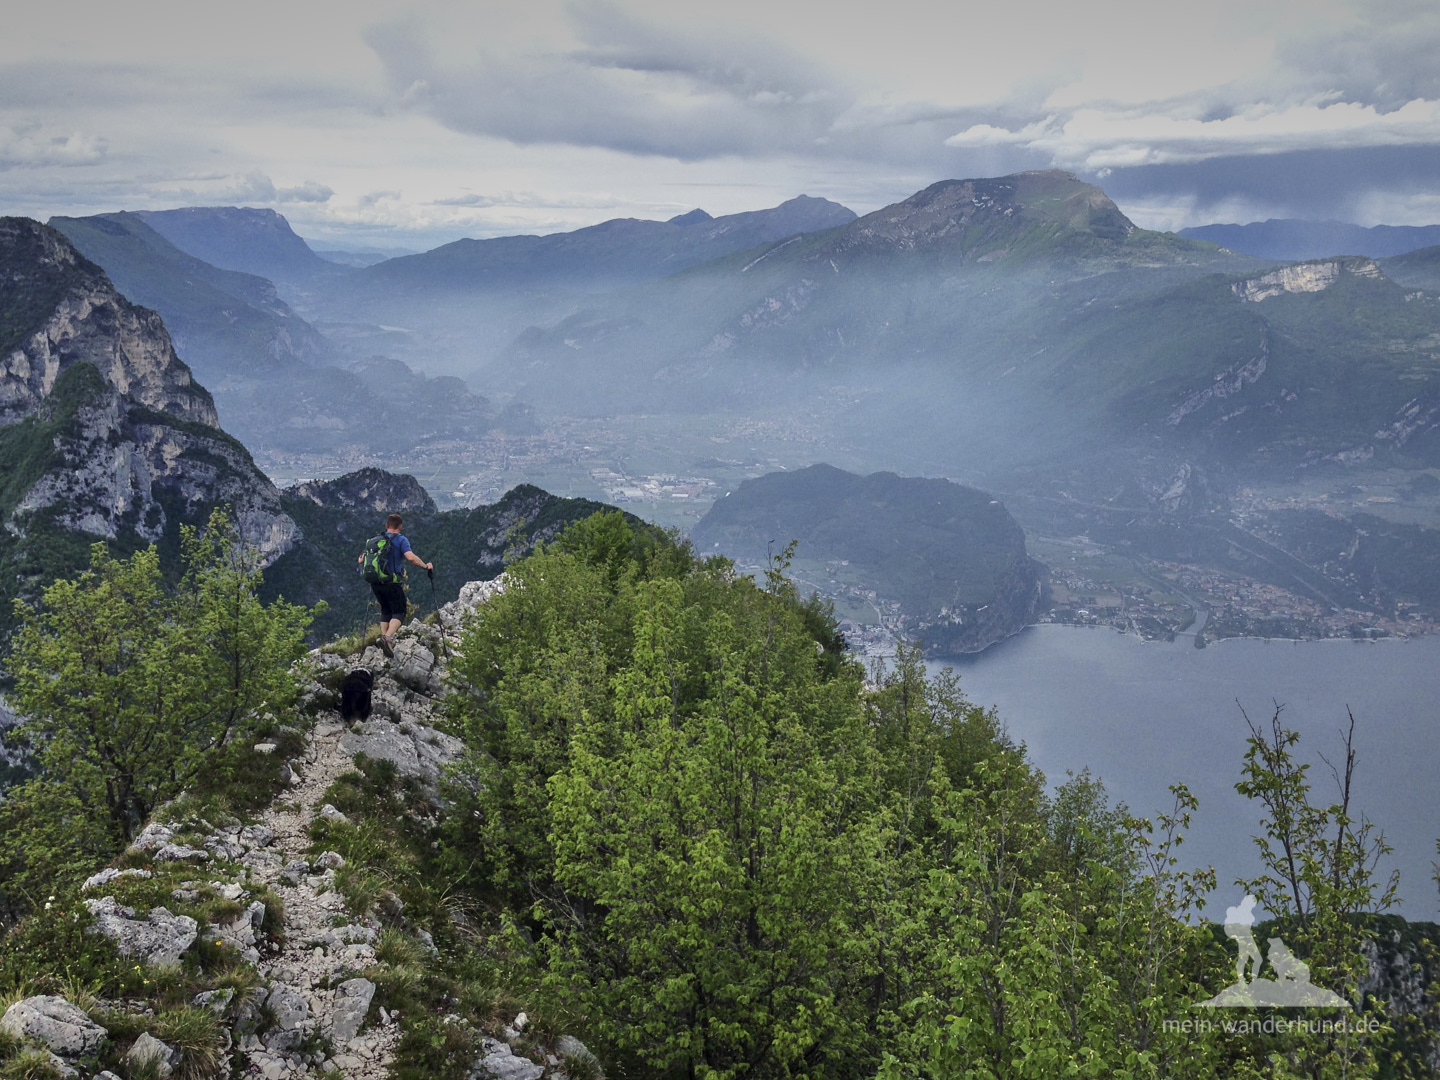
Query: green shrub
[[0, 1049, 64, 1080], [1, 508, 318, 926]]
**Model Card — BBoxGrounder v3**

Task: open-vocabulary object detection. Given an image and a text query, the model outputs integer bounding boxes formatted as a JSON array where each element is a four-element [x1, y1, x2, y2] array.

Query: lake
[[931, 626, 1440, 916]]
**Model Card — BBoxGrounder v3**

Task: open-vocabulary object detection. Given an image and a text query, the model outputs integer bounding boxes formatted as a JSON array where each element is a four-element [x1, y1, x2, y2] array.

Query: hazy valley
[[34, 169, 1440, 652]]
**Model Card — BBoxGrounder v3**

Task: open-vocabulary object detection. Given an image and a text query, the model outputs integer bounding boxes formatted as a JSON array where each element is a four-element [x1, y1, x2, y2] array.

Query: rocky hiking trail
[[2, 579, 595, 1080]]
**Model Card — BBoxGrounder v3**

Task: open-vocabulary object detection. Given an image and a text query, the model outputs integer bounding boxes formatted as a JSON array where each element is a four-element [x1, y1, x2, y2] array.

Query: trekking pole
[[427, 565, 452, 659]]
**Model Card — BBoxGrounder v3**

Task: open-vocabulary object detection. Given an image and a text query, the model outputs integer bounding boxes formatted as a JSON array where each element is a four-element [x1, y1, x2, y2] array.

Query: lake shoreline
[[927, 623, 1440, 915]]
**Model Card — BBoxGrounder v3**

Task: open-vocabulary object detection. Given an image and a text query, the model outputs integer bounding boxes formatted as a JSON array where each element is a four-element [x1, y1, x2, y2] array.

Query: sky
[[2, 0, 1438, 251]]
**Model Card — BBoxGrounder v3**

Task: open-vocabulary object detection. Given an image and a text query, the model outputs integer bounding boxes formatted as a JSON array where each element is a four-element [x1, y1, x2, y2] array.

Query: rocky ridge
[[1, 576, 597, 1080], [284, 469, 437, 517]]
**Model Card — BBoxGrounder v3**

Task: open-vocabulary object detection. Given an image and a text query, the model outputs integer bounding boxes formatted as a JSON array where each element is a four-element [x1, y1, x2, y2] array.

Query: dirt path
[[235, 717, 398, 1080]]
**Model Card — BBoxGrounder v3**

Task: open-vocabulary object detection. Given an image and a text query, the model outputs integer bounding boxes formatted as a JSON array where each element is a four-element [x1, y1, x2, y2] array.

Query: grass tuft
[[0, 1049, 64, 1080], [152, 1005, 225, 1080]]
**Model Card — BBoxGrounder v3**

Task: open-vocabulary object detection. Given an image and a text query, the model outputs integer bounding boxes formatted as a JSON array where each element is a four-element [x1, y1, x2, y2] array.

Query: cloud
[[430, 189, 622, 210], [0, 122, 107, 170], [432, 193, 502, 207], [948, 98, 1440, 171], [138, 170, 332, 208], [5, 0, 1440, 241], [939, 0, 1440, 176], [1098, 143, 1440, 227], [365, 3, 855, 162], [276, 180, 334, 203]]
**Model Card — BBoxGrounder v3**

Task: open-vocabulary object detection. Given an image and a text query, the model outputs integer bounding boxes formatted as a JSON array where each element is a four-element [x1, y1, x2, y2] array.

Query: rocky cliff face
[[285, 468, 437, 516], [1, 219, 214, 427], [0, 217, 297, 568], [910, 552, 1046, 656], [1232, 256, 1382, 302]]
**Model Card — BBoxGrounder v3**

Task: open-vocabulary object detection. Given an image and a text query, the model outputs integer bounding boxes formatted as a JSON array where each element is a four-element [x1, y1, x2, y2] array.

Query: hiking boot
[[379, 634, 395, 659]]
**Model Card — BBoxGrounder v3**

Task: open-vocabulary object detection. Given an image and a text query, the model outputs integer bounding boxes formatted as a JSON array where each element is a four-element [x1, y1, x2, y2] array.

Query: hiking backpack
[[360, 534, 404, 584]]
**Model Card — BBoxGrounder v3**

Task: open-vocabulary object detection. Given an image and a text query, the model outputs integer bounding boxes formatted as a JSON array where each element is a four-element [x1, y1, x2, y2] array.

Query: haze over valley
[[35, 167, 1440, 655]]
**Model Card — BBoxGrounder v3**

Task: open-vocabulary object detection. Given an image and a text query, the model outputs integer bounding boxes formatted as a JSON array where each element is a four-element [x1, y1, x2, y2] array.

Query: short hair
[[386, 514, 404, 530]]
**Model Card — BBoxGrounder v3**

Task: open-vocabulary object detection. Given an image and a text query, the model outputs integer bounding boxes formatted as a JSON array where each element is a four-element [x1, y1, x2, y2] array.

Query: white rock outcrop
[[0, 996, 108, 1059]]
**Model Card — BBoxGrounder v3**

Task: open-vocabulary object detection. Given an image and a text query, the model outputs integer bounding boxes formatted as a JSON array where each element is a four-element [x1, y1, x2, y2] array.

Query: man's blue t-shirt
[[386, 531, 412, 577]]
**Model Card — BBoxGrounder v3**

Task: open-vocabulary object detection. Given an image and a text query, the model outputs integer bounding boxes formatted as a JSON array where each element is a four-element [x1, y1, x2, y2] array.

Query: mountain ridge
[[136, 206, 338, 286], [1181, 218, 1440, 261], [339, 193, 858, 297], [49, 212, 329, 377]]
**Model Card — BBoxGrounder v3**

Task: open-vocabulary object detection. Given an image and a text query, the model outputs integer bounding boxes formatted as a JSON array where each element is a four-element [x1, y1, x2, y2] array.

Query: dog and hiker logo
[[1195, 894, 1350, 1008]]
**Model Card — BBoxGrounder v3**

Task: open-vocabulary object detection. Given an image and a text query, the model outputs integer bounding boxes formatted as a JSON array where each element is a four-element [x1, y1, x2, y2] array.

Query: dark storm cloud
[[1095, 143, 1440, 222]]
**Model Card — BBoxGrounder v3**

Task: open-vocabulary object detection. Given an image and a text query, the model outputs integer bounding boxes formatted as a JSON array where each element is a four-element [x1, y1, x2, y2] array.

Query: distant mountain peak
[[135, 205, 333, 283], [842, 169, 1136, 260], [668, 209, 714, 226], [284, 467, 437, 516]]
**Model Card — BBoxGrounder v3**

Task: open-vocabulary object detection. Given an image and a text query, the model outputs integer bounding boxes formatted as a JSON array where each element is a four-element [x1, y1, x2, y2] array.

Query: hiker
[[359, 513, 433, 658]]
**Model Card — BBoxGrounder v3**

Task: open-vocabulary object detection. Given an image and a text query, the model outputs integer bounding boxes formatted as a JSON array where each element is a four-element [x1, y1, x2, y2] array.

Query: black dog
[[339, 668, 373, 725]]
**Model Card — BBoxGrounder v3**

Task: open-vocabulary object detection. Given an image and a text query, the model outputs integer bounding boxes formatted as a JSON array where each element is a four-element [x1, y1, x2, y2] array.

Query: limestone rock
[[192, 988, 234, 1017], [260, 984, 308, 1052], [471, 1036, 545, 1080], [400, 640, 447, 696], [210, 900, 266, 962], [84, 897, 197, 968], [438, 577, 508, 636], [557, 1035, 603, 1077], [81, 867, 152, 891], [129, 822, 175, 851], [340, 718, 462, 785], [241, 848, 283, 871], [0, 996, 107, 1058], [330, 977, 376, 1046], [238, 823, 275, 849], [126, 1032, 178, 1077], [153, 843, 209, 863]]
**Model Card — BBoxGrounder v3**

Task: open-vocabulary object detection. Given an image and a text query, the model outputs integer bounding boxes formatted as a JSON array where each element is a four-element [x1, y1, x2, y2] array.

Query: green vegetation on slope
[[691, 464, 1034, 619], [1, 509, 315, 921], [1, 510, 1430, 1080]]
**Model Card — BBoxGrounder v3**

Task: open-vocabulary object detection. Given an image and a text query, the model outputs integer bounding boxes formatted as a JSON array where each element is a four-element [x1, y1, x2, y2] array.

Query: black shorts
[[371, 581, 407, 624]]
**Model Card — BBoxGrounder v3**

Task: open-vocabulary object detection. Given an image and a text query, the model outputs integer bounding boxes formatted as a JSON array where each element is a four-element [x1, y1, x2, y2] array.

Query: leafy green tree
[[1232, 706, 1396, 1078], [880, 755, 1223, 1079], [442, 513, 673, 897], [2, 508, 314, 894], [544, 570, 878, 1078]]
